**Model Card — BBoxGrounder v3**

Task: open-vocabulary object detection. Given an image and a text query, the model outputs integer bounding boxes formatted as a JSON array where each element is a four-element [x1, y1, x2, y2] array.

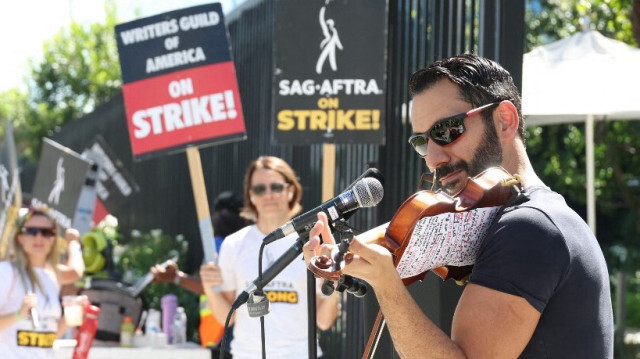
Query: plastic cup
[[62, 295, 85, 326]]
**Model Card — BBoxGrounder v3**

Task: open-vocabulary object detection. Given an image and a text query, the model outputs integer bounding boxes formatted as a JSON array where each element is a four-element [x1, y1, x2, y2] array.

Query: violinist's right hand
[[341, 235, 398, 290]]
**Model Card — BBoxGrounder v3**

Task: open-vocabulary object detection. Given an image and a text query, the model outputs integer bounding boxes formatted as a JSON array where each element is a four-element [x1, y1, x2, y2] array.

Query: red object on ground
[[72, 305, 101, 359]]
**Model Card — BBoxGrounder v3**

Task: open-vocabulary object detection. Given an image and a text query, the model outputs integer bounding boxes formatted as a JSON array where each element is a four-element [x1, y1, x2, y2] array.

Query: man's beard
[[436, 121, 503, 194]]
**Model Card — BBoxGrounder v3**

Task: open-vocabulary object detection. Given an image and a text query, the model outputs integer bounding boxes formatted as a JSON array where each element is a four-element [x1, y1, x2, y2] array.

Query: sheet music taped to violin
[[395, 206, 500, 279]]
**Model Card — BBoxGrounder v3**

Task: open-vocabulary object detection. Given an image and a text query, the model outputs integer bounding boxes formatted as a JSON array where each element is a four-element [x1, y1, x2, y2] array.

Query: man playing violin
[[303, 54, 613, 358]]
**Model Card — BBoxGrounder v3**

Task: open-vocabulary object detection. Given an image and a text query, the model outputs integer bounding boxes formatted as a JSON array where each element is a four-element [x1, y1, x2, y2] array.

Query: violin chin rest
[[431, 265, 474, 284]]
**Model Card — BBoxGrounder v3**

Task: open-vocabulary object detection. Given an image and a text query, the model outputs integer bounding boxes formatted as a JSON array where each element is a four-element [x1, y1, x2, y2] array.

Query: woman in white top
[[200, 156, 340, 359], [0, 206, 85, 359]]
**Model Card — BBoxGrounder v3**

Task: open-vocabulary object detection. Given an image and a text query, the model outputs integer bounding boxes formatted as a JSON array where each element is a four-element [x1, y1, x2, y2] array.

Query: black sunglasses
[[408, 101, 502, 157], [22, 227, 56, 238], [250, 182, 289, 196]]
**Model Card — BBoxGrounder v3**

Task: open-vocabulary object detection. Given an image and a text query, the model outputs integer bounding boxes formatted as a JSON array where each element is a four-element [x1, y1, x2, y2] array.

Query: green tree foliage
[[525, 0, 636, 52], [525, 0, 640, 333], [2, 1, 121, 160], [525, 0, 640, 251], [634, 0, 640, 44], [0, 89, 28, 142]]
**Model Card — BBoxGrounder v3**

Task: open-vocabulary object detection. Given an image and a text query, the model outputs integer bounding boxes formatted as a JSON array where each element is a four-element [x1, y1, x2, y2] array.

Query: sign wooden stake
[[322, 144, 336, 201], [186, 147, 217, 264]]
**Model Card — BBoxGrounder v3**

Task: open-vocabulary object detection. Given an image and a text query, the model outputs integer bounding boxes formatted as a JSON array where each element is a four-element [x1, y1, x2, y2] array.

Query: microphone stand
[[310, 221, 370, 359], [307, 265, 317, 359], [257, 232, 316, 359], [228, 233, 313, 358], [307, 219, 363, 359]]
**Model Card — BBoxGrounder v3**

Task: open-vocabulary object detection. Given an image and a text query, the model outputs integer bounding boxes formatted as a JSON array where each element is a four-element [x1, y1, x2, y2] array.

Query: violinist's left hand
[[303, 212, 397, 290], [303, 212, 337, 266]]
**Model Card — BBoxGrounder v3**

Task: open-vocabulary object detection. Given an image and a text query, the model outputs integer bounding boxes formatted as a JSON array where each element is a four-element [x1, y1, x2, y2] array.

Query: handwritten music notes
[[395, 206, 500, 279]]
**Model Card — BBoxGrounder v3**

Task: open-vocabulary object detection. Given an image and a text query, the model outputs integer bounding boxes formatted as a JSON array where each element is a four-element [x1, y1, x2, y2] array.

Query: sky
[[0, 0, 240, 92]]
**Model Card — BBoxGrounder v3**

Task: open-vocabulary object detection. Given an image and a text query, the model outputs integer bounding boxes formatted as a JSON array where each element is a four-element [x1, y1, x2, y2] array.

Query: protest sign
[[84, 136, 139, 223], [115, 3, 246, 160], [31, 138, 91, 230], [273, 0, 388, 144]]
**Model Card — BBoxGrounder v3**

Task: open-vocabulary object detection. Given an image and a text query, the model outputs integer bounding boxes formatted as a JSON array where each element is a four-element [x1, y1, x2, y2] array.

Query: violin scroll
[[309, 254, 344, 282], [308, 223, 355, 282]]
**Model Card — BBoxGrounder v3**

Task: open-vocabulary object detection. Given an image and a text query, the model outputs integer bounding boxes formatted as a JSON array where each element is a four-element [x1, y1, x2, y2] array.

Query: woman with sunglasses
[[304, 54, 612, 358], [200, 156, 339, 359], [0, 206, 85, 359]]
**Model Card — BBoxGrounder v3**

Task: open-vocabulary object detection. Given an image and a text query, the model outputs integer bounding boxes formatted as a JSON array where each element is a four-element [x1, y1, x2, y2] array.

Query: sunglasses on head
[[408, 101, 502, 157], [22, 227, 56, 238], [250, 182, 289, 196]]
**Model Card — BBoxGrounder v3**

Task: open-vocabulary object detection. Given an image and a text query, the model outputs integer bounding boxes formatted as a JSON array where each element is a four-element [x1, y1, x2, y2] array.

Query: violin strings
[[431, 169, 437, 191]]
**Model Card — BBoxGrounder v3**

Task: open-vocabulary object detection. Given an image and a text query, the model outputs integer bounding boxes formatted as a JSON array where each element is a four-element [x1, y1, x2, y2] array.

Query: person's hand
[[64, 228, 80, 242], [304, 212, 396, 289], [19, 293, 37, 319], [151, 261, 179, 284], [303, 212, 337, 267], [339, 234, 397, 289], [199, 262, 223, 293]]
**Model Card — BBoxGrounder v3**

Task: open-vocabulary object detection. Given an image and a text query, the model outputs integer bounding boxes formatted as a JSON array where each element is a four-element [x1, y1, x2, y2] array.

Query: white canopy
[[523, 30, 640, 125], [522, 30, 640, 233]]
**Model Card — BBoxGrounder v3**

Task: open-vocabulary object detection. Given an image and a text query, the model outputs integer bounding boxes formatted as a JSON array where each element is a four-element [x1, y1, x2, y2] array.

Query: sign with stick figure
[[316, 6, 343, 75], [31, 138, 91, 230], [115, 3, 246, 161], [274, 0, 388, 145], [47, 158, 65, 205]]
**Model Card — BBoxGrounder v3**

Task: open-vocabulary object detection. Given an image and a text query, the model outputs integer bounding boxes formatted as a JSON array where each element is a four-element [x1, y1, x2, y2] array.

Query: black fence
[[49, 0, 524, 357]]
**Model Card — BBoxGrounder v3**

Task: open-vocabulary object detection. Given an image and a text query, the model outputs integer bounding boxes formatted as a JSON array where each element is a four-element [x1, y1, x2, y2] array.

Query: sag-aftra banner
[[115, 3, 246, 161], [273, 0, 388, 145]]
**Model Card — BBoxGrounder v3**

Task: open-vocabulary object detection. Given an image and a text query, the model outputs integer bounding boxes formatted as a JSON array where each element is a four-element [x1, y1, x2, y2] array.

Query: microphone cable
[[219, 305, 234, 359], [218, 239, 268, 359], [258, 240, 267, 359]]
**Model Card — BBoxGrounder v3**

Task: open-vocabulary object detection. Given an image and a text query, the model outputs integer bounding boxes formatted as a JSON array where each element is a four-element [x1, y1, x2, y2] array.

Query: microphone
[[342, 168, 384, 222], [262, 177, 384, 244], [345, 167, 385, 191]]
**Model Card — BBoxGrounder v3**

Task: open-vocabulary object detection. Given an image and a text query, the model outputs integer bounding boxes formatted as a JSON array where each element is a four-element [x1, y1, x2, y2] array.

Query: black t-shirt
[[470, 186, 613, 358]]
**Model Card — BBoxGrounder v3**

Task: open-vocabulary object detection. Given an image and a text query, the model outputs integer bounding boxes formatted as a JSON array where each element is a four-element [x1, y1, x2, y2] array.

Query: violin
[[307, 166, 525, 358]]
